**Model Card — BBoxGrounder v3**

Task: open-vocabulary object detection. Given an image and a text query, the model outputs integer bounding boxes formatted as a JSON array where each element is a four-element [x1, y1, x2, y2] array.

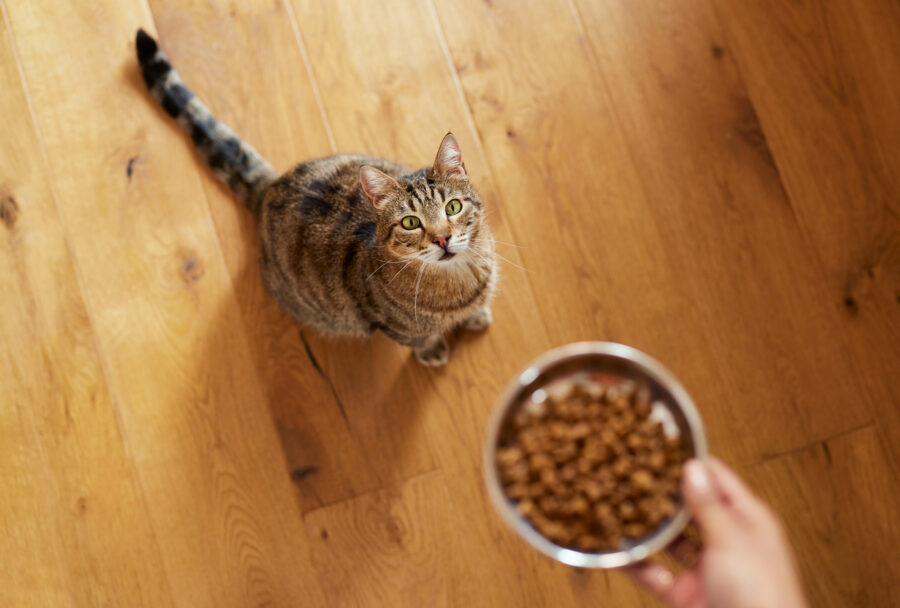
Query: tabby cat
[[135, 29, 495, 365]]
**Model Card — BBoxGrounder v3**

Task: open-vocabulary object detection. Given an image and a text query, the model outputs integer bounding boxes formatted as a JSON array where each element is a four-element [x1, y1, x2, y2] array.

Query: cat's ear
[[360, 165, 400, 209], [430, 132, 467, 180]]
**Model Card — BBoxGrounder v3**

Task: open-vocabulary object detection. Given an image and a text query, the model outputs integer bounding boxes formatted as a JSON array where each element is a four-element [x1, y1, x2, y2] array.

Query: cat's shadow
[[213, 203, 446, 513]]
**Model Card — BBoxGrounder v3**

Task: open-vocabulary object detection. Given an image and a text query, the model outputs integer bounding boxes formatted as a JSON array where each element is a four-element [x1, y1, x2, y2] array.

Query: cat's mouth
[[439, 251, 456, 262]]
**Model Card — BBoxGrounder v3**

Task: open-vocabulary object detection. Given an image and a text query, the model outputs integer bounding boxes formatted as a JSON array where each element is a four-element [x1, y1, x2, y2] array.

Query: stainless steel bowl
[[483, 342, 708, 569]]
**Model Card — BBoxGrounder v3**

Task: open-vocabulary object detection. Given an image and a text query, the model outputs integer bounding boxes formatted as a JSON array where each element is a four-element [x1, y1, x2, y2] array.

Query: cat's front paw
[[463, 307, 492, 332], [414, 336, 450, 367]]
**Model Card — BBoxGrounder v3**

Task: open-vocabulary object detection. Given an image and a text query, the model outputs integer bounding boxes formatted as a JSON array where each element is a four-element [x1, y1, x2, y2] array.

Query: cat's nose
[[432, 233, 451, 249]]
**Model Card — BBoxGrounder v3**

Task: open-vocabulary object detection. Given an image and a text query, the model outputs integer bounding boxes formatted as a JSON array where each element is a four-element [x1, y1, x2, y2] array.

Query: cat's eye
[[401, 216, 421, 230], [445, 199, 462, 216]]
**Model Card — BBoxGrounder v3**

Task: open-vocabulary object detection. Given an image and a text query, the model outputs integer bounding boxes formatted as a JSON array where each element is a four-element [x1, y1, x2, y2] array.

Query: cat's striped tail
[[135, 29, 277, 213]]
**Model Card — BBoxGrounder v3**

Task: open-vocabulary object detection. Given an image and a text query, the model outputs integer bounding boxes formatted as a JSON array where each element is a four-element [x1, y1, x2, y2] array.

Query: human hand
[[627, 458, 808, 608]]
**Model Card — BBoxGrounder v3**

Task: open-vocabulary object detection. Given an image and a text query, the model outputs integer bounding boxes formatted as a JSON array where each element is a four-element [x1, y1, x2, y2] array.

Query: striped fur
[[136, 29, 276, 211], [135, 30, 495, 366]]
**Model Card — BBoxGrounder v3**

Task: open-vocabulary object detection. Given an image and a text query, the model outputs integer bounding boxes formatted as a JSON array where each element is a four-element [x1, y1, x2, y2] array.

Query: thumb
[[682, 459, 734, 543]]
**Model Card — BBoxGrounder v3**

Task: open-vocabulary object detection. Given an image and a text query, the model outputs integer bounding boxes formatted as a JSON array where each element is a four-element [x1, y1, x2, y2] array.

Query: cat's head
[[360, 133, 486, 266]]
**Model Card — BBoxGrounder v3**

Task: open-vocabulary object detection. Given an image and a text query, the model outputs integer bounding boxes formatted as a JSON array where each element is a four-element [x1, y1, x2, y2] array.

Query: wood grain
[[714, 0, 900, 470], [283, 1, 636, 604], [145, 0, 387, 514], [0, 0, 896, 605], [2, 0, 324, 605], [568, 0, 874, 463], [743, 425, 900, 606], [0, 15, 172, 606]]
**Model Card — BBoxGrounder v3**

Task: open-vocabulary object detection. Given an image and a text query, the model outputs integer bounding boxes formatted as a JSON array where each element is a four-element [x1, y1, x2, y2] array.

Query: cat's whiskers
[[475, 237, 525, 249], [366, 259, 404, 282], [413, 260, 429, 324], [470, 237, 527, 272], [466, 247, 494, 272], [493, 251, 528, 272], [387, 257, 418, 284]]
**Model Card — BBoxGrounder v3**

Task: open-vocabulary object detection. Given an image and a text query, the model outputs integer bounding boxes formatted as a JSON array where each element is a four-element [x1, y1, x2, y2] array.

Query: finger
[[665, 527, 703, 569], [623, 562, 675, 598], [706, 457, 770, 523], [682, 459, 735, 542], [668, 570, 708, 608]]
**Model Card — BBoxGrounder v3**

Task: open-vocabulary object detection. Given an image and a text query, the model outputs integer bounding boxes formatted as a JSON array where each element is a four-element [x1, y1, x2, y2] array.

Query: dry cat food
[[495, 374, 688, 552]]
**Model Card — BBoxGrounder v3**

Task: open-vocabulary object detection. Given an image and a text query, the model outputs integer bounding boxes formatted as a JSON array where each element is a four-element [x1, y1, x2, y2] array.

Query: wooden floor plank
[[288, 0, 654, 605], [742, 425, 900, 606], [145, 0, 387, 515], [0, 11, 172, 606], [714, 0, 900, 466], [432, 0, 827, 465], [568, 0, 874, 462], [2, 1, 325, 605], [303, 472, 453, 607], [282, 0, 560, 505]]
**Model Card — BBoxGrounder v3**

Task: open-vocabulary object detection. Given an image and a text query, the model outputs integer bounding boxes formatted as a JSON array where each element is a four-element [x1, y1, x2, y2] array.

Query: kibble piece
[[604, 532, 624, 550], [570, 422, 591, 440], [507, 483, 530, 499], [630, 469, 655, 493], [626, 433, 646, 451], [634, 452, 650, 468], [575, 534, 603, 552], [607, 490, 627, 506], [580, 479, 604, 502], [617, 500, 637, 521], [624, 522, 648, 538], [665, 463, 683, 481], [571, 383, 591, 402], [559, 463, 578, 483], [563, 495, 590, 516], [543, 521, 572, 544], [497, 446, 524, 467], [512, 410, 533, 429], [539, 466, 557, 486], [552, 442, 578, 463], [519, 429, 542, 453], [517, 499, 537, 517], [550, 421, 568, 439], [658, 497, 677, 518], [528, 483, 547, 498], [552, 401, 574, 420], [529, 451, 553, 470], [502, 461, 530, 483], [599, 428, 618, 447], [583, 438, 610, 463], [539, 495, 563, 516], [576, 457, 594, 475], [611, 456, 633, 479], [610, 439, 627, 456], [659, 478, 679, 497], [647, 451, 666, 473]]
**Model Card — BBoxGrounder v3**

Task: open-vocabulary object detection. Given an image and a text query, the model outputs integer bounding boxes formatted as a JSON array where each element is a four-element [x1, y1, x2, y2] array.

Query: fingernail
[[685, 460, 712, 498], [655, 568, 673, 589]]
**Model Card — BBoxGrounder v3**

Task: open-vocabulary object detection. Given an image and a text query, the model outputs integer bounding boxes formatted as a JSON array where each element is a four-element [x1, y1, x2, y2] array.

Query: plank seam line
[[424, 0, 554, 346], [0, 1, 176, 603], [299, 467, 442, 518], [750, 419, 875, 467], [282, 0, 337, 154]]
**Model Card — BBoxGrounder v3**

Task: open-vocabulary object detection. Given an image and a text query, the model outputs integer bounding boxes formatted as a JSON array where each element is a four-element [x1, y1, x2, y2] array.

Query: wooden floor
[[1, 0, 898, 606]]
